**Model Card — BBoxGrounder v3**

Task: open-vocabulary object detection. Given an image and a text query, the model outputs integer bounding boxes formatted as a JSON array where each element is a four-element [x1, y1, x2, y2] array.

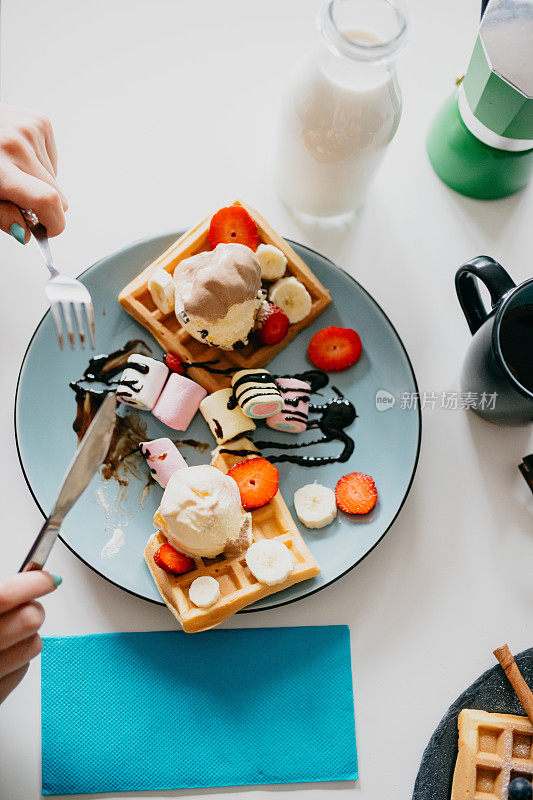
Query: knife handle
[[20, 560, 43, 572], [18, 518, 61, 573]]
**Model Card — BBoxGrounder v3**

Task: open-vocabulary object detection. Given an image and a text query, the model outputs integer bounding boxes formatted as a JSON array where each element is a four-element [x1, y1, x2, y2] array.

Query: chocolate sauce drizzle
[[70, 345, 356, 476], [223, 386, 357, 467], [180, 359, 236, 376], [284, 394, 310, 407], [171, 356, 357, 466], [293, 370, 329, 393], [69, 340, 153, 485], [78, 339, 151, 385], [70, 340, 151, 439], [231, 371, 279, 409], [70, 340, 208, 486], [115, 373, 146, 399]]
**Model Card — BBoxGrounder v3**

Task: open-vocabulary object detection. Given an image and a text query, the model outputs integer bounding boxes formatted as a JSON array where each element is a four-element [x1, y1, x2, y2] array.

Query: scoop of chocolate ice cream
[[174, 243, 261, 323]]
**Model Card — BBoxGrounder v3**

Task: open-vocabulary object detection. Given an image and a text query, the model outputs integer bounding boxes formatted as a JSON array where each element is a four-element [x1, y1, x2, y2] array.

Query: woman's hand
[[0, 103, 68, 243], [0, 571, 61, 704]]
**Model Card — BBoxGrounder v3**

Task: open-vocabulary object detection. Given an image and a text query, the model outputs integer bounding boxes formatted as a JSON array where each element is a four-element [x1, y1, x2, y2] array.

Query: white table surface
[[0, 1, 532, 798]]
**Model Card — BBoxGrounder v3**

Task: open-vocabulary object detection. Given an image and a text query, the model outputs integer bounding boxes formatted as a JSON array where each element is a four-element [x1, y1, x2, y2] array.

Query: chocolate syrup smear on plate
[[70, 344, 357, 482], [70, 340, 208, 486], [178, 358, 357, 466], [221, 387, 357, 466], [180, 359, 236, 376]]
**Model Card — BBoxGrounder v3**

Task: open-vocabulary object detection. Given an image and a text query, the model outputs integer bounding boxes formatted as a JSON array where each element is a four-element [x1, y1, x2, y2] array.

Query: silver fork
[[21, 209, 95, 350]]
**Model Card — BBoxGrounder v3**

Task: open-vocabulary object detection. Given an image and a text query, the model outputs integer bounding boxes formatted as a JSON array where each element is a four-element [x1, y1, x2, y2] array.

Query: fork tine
[[49, 302, 64, 349], [61, 302, 75, 350], [72, 303, 86, 349], [84, 301, 96, 350]]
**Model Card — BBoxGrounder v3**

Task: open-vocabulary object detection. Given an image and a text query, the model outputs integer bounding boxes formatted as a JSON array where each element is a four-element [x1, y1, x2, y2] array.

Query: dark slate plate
[[413, 648, 533, 800]]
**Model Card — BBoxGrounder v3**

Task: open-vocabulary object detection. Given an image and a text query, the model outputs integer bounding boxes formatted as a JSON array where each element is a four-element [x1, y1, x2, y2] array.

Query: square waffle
[[144, 438, 321, 632], [119, 200, 331, 393], [451, 709, 533, 799]]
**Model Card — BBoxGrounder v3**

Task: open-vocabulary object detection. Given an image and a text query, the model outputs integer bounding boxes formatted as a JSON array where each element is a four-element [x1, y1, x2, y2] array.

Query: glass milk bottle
[[276, 0, 409, 218]]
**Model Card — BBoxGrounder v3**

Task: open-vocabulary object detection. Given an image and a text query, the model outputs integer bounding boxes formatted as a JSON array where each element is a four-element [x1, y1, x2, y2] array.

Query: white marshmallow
[[116, 355, 169, 411], [200, 388, 256, 445]]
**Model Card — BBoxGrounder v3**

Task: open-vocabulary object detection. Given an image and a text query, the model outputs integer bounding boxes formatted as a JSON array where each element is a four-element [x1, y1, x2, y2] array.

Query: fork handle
[[20, 209, 58, 277]]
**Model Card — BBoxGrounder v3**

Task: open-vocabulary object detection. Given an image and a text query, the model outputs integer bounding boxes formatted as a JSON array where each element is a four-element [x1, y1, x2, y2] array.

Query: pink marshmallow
[[151, 373, 207, 431], [266, 378, 311, 434], [139, 438, 188, 488]]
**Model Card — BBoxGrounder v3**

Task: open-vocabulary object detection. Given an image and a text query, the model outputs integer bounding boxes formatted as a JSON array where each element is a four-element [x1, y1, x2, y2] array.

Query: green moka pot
[[427, 0, 533, 200]]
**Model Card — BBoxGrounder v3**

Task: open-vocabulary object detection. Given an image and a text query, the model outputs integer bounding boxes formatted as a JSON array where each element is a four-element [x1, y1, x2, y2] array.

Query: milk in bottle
[[277, 0, 409, 217]]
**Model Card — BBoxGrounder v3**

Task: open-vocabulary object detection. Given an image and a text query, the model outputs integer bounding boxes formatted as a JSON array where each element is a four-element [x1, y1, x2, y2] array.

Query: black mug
[[455, 256, 533, 425]]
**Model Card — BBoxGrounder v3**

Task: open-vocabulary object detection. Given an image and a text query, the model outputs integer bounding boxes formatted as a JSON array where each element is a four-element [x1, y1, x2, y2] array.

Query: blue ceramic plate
[[15, 233, 420, 610]]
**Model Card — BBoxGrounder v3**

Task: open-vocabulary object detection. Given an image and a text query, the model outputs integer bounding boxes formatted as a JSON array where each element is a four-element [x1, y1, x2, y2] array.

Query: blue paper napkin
[[41, 626, 357, 795]]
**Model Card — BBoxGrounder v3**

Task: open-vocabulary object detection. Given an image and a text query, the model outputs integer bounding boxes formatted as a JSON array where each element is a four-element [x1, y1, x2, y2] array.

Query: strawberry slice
[[227, 457, 279, 509], [164, 351, 185, 375], [255, 303, 290, 345], [208, 206, 259, 251], [153, 542, 194, 576], [335, 472, 377, 515], [308, 326, 362, 372]]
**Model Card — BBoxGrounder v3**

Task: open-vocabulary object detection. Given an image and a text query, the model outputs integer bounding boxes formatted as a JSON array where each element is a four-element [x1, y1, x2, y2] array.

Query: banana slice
[[255, 244, 287, 281], [294, 483, 337, 529], [245, 539, 294, 586], [189, 576, 220, 608], [269, 276, 312, 324], [148, 267, 175, 315]]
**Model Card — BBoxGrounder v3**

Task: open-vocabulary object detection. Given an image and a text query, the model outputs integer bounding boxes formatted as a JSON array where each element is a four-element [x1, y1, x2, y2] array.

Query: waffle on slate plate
[[144, 438, 321, 633], [118, 200, 331, 394], [452, 709, 533, 799]]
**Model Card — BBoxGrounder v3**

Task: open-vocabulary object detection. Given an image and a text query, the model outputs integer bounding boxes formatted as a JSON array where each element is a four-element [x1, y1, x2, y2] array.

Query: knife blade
[[19, 392, 117, 572]]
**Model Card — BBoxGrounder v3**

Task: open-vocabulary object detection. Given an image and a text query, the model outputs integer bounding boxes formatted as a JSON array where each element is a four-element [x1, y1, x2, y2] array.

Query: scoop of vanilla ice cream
[[174, 243, 262, 349], [156, 465, 252, 558]]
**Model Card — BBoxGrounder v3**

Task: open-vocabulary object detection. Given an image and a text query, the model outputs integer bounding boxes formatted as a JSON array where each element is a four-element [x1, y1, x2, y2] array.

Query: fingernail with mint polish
[[10, 223, 26, 245], [51, 573, 62, 588]]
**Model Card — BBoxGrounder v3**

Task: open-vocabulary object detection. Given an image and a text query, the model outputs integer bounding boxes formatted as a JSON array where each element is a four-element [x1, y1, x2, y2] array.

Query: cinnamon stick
[[494, 644, 533, 726]]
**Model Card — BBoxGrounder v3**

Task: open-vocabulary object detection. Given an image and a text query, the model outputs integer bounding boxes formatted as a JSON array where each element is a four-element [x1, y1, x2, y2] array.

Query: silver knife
[[19, 392, 117, 572]]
